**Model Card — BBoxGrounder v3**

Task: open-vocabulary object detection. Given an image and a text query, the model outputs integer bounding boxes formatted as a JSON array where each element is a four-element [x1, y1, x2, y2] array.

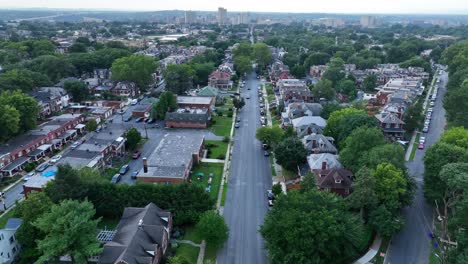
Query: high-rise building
[[185, 10, 196, 24], [217, 7, 227, 25], [236, 12, 250, 24], [360, 16, 377, 28]]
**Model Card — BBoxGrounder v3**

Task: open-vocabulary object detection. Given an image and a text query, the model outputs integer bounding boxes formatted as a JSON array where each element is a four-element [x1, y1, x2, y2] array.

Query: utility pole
[[0, 192, 6, 211]]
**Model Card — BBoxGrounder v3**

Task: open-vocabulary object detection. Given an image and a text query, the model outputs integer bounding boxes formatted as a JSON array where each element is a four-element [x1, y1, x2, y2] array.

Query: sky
[[0, 0, 467, 14]]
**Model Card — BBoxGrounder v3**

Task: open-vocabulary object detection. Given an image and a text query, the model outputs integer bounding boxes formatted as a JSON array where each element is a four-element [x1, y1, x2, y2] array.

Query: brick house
[[312, 168, 353, 197], [177, 96, 214, 111], [208, 70, 232, 90], [165, 109, 210, 129], [112, 81, 139, 98], [375, 112, 405, 139]]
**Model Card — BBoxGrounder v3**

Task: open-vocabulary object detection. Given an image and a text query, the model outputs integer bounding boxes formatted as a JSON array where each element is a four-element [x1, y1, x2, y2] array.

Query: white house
[[0, 218, 22, 264]]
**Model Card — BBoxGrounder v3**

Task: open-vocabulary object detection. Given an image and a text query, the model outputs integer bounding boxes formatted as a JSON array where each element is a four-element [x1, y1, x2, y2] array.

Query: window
[[12, 247, 16, 254], [7, 253, 9, 259], [9, 236, 14, 244], [335, 179, 342, 184]]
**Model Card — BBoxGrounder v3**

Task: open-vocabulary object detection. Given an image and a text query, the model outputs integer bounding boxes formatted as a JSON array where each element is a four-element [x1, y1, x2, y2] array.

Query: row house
[[0, 114, 84, 177], [375, 112, 405, 139], [28, 88, 70, 118], [309, 65, 327, 79], [88, 79, 139, 99], [281, 102, 322, 126]]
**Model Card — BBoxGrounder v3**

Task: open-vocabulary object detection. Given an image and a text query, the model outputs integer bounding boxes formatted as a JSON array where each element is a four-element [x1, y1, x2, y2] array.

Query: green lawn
[[175, 225, 218, 263], [221, 183, 228, 206], [272, 116, 281, 128], [211, 115, 233, 137], [269, 155, 277, 177], [190, 163, 224, 201], [265, 84, 274, 96], [205, 140, 228, 160], [0, 209, 18, 229], [97, 217, 120, 230]]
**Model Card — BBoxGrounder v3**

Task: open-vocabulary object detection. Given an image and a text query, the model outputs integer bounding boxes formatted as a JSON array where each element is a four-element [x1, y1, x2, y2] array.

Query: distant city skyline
[[0, 0, 467, 14]]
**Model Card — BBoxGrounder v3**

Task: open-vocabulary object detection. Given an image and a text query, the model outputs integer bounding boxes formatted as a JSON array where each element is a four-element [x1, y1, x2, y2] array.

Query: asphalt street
[[386, 70, 448, 264], [217, 72, 272, 264]]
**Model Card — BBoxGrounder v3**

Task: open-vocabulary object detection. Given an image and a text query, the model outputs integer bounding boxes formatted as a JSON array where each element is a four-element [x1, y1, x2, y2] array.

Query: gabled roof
[[375, 112, 405, 125], [209, 70, 230, 80], [197, 86, 219, 97], [302, 134, 337, 154], [312, 168, 353, 190], [292, 116, 327, 129], [297, 124, 324, 138], [99, 203, 170, 264], [307, 153, 342, 170]]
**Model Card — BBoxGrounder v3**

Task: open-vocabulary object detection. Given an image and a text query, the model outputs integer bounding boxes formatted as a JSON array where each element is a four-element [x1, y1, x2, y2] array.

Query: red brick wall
[[23, 186, 44, 198], [137, 177, 185, 184], [165, 121, 207, 129]]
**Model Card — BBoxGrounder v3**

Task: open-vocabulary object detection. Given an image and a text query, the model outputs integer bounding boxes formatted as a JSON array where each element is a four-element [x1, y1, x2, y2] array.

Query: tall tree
[[323, 108, 364, 139], [25, 55, 76, 83], [252, 43, 272, 70], [34, 200, 102, 263], [0, 105, 20, 142], [152, 91, 176, 119], [234, 55, 252, 76], [403, 100, 423, 133], [0, 69, 51, 92], [274, 137, 307, 172], [196, 211, 229, 246], [112, 54, 158, 90], [164, 64, 195, 95], [311, 79, 336, 101], [347, 167, 378, 222], [0, 91, 40, 132], [260, 190, 366, 264], [64, 80, 89, 102], [15, 192, 54, 263], [126, 128, 142, 150], [337, 79, 357, 100], [339, 127, 386, 172], [336, 112, 378, 145], [362, 74, 377, 92], [256, 126, 285, 147]]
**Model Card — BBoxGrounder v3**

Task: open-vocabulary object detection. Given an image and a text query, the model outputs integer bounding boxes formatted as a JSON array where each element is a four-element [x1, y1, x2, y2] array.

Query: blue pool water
[[42, 170, 57, 177]]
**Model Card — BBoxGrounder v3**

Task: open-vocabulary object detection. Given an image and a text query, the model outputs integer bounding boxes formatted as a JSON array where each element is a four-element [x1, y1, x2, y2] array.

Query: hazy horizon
[[0, 0, 467, 15]]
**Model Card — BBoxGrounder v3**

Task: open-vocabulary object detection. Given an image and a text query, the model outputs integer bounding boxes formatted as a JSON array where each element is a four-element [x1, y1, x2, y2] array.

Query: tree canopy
[[111, 54, 158, 90], [164, 64, 195, 95]]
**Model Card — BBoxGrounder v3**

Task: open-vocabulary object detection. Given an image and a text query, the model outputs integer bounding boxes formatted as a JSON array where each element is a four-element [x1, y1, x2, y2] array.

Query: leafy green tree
[[94, 48, 131, 69], [126, 127, 142, 150], [234, 55, 252, 76], [0, 69, 51, 92], [0, 90, 40, 132], [164, 64, 195, 95], [337, 79, 357, 99], [233, 43, 253, 57], [323, 108, 364, 139], [311, 79, 336, 101], [272, 183, 283, 196], [339, 127, 386, 172], [85, 119, 98, 132], [368, 204, 404, 238], [291, 65, 306, 78], [347, 167, 378, 222], [15, 192, 54, 264], [233, 97, 245, 109], [25, 55, 76, 83], [68, 42, 88, 53], [0, 105, 20, 142], [300, 172, 316, 193], [34, 200, 102, 263], [68, 53, 98, 76], [64, 80, 89, 102], [28, 39, 56, 58], [424, 142, 468, 202], [196, 211, 229, 246], [362, 74, 377, 92], [304, 52, 330, 69], [167, 256, 192, 264], [360, 144, 406, 172], [322, 57, 345, 87], [336, 112, 378, 145], [190, 62, 215, 86], [274, 137, 307, 172], [256, 126, 284, 147], [444, 80, 468, 127], [320, 103, 344, 119], [372, 163, 407, 207], [403, 100, 423, 133], [260, 190, 366, 264], [153, 91, 176, 119], [441, 127, 468, 149], [112, 54, 158, 90], [252, 43, 272, 70]]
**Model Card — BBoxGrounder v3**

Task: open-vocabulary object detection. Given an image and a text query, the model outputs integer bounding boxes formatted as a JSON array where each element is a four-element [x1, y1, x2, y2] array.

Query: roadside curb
[[353, 235, 382, 264]]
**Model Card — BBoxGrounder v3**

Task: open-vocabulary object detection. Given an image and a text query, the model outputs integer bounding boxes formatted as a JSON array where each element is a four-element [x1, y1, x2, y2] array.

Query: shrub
[[24, 162, 37, 172], [223, 136, 230, 143], [227, 112, 233, 117], [217, 154, 226, 160]]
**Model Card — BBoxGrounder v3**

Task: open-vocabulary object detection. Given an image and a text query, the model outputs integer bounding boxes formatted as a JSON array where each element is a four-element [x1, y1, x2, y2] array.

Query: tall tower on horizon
[[184, 10, 196, 24], [217, 7, 227, 25]]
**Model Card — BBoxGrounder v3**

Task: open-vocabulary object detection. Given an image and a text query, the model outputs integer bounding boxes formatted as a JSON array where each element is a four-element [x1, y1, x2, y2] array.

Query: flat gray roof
[[139, 132, 204, 179], [177, 96, 212, 105]]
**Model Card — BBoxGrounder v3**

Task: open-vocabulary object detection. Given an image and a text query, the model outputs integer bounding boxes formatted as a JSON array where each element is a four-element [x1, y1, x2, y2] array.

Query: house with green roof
[[197, 86, 221, 103]]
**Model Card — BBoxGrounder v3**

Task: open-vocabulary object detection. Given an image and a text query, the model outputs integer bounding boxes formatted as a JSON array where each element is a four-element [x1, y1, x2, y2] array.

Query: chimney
[[321, 161, 327, 170], [143, 157, 148, 173]]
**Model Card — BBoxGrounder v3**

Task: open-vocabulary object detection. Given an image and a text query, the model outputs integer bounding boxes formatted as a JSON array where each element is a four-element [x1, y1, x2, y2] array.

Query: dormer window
[[335, 179, 342, 184]]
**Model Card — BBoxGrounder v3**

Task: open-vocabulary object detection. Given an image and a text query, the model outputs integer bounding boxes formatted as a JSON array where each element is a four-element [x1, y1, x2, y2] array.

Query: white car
[[419, 137, 426, 144], [430, 101, 435, 107], [23, 172, 35, 181], [50, 155, 62, 163]]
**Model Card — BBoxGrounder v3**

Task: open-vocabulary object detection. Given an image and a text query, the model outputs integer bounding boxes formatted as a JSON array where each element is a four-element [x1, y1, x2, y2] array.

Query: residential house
[[0, 114, 84, 177], [0, 218, 22, 264], [311, 168, 353, 197], [307, 153, 342, 171], [38, 87, 70, 109], [112, 81, 138, 98], [292, 116, 327, 134], [281, 102, 322, 126], [165, 108, 210, 129], [302, 133, 337, 154], [296, 123, 324, 138], [309, 65, 327, 79], [209, 70, 232, 90], [277, 79, 313, 105], [137, 133, 204, 183], [375, 112, 405, 139], [99, 203, 172, 264], [132, 98, 158, 118], [28, 90, 62, 118]]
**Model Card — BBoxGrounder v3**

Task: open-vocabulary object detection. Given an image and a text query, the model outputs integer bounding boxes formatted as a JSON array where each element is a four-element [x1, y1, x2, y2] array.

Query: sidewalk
[[354, 236, 382, 264], [404, 131, 417, 161], [262, 83, 282, 177], [201, 158, 225, 164]]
